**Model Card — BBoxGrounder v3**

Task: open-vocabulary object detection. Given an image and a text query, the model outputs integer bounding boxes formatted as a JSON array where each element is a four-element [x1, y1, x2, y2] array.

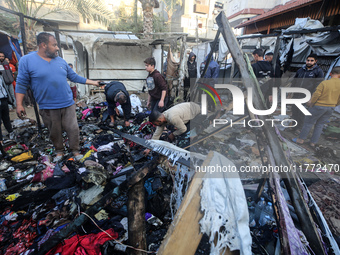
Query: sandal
[[292, 138, 304, 145]]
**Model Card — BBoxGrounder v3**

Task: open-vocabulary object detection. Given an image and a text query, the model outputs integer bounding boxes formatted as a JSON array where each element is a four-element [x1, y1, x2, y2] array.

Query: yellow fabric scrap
[[6, 193, 21, 201], [11, 151, 34, 163], [94, 209, 109, 221], [80, 150, 94, 163]]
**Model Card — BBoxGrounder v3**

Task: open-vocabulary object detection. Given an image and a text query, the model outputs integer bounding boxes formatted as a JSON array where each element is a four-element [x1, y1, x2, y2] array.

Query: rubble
[[0, 88, 339, 254]]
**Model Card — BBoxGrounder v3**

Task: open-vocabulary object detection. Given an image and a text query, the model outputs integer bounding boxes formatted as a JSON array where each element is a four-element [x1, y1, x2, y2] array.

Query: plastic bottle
[[259, 202, 274, 226], [249, 210, 256, 228], [255, 197, 266, 222]]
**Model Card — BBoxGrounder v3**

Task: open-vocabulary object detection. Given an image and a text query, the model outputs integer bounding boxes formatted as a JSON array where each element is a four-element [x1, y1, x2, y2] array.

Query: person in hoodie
[[104, 81, 131, 127], [144, 57, 168, 113], [202, 55, 220, 79], [252, 49, 275, 106], [184, 52, 197, 100], [290, 53, 324, 132]]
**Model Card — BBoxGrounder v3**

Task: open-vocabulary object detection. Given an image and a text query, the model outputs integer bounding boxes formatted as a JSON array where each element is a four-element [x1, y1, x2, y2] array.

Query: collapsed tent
[[218, 17, 340, 70]]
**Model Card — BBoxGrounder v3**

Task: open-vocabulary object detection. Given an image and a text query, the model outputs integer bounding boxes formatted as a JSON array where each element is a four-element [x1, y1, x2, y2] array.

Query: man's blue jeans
[[298, 105, 334, 144]]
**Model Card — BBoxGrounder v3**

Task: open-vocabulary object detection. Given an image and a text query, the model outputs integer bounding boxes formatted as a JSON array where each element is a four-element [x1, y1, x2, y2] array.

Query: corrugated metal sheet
[[236, 0, 323, 28]]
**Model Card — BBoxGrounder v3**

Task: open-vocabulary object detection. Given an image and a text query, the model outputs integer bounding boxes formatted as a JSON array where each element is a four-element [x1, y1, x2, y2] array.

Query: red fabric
[[46, 228, 118, 255], [4, 219, 37, 255]]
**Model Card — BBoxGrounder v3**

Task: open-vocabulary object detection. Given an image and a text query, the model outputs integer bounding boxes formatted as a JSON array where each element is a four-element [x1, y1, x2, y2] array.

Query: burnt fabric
[[45, 228, 118, 255]]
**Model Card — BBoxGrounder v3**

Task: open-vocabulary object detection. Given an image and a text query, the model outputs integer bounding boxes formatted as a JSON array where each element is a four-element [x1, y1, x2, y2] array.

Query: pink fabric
[[81, 109, 93, 120]]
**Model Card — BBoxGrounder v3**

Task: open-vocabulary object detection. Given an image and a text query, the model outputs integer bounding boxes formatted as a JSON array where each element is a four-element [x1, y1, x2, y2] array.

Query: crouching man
[[143, 102, 202, 156], [104, 81, 131, 127]]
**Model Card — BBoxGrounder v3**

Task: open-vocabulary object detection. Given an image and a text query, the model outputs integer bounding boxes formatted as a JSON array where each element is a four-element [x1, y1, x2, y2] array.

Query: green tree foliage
[[0, 11, 20, 35], [4, 0, 114, 29], [161, 0, 182, 27], [109, 3, 168, 35], [109, 3, 143, 34]]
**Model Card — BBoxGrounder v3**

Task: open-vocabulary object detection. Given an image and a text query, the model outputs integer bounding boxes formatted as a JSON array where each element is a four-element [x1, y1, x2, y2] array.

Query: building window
[[83, 17, 91, 24]]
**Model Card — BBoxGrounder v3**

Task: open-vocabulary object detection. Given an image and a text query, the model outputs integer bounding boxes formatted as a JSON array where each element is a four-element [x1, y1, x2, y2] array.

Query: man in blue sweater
[[16, 32, 100, 161]]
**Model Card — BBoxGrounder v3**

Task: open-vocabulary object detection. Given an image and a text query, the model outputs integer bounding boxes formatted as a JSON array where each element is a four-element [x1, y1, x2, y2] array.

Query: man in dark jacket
[[265, 52, 282, 78], [252, 49, 274, 79], [252, 49, 275, 106], [104, 81, 131, 127], [202, 55, 220, 78], [184, 52, 197, 100], [291, 53, 324, 131], [144, 57, 168, 112]]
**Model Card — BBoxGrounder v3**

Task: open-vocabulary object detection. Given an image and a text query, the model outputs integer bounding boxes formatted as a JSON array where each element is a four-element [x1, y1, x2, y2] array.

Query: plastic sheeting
[[62, 31, 152, 91], [218, 34, 277, 62], [192, 42, 211, 78]]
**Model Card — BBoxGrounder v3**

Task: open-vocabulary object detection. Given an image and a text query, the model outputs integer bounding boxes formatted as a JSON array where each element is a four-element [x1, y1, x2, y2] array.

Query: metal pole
[[19, 13, 28, 55], [54, 29, 63, 58]]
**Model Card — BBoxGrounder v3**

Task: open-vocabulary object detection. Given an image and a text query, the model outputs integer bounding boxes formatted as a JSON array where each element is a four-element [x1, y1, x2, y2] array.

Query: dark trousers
[[150, 97, 168, 113], [39, 104, 79, 154], [0, 98, 13, 141]]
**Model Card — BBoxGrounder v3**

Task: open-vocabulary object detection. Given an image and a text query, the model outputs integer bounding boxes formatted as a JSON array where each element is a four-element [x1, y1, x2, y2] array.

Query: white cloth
[[199, 152, 252, 255]]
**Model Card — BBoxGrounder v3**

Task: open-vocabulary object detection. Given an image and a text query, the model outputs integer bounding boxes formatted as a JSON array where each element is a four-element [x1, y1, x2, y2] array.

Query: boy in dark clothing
[[252, 49, 275, 107], [252, 49, 274, 79], [184, 52, 197, 100], [144, 57, 168, 112], [104, 81, 131, 127], [264, 52, 282, 78], [291, 54, 324, 131]]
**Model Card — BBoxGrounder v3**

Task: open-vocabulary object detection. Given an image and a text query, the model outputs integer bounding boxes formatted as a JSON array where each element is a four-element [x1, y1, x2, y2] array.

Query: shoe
[[109, 122, 114, 127]]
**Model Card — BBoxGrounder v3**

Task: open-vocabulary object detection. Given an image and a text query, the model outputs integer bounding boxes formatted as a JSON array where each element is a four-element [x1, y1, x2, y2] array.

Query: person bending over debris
[[293, 66, 340, 147], [144, 57, 168, 113], [143, 102, 201, 156], [15, 32, 101, 162], [104, 81, 131, 127]]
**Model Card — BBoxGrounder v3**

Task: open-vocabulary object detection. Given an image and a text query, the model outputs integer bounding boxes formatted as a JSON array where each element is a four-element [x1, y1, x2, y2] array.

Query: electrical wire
[[80, 212, 157, 254]]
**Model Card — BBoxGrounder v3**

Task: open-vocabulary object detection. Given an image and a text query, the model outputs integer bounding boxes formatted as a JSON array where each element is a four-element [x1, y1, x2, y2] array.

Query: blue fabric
[[204, 56, 220, 78], [9, 37, 22, 61], [16, 52, 86, 109], [299, 105, 334, 144], [0, 33, 13, 59]]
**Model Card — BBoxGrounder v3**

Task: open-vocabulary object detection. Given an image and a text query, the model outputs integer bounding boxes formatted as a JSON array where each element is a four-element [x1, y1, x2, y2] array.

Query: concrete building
[[156, 0, 229, 41], [235, 0, 340, 34], [224, 0, 292, 35]]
